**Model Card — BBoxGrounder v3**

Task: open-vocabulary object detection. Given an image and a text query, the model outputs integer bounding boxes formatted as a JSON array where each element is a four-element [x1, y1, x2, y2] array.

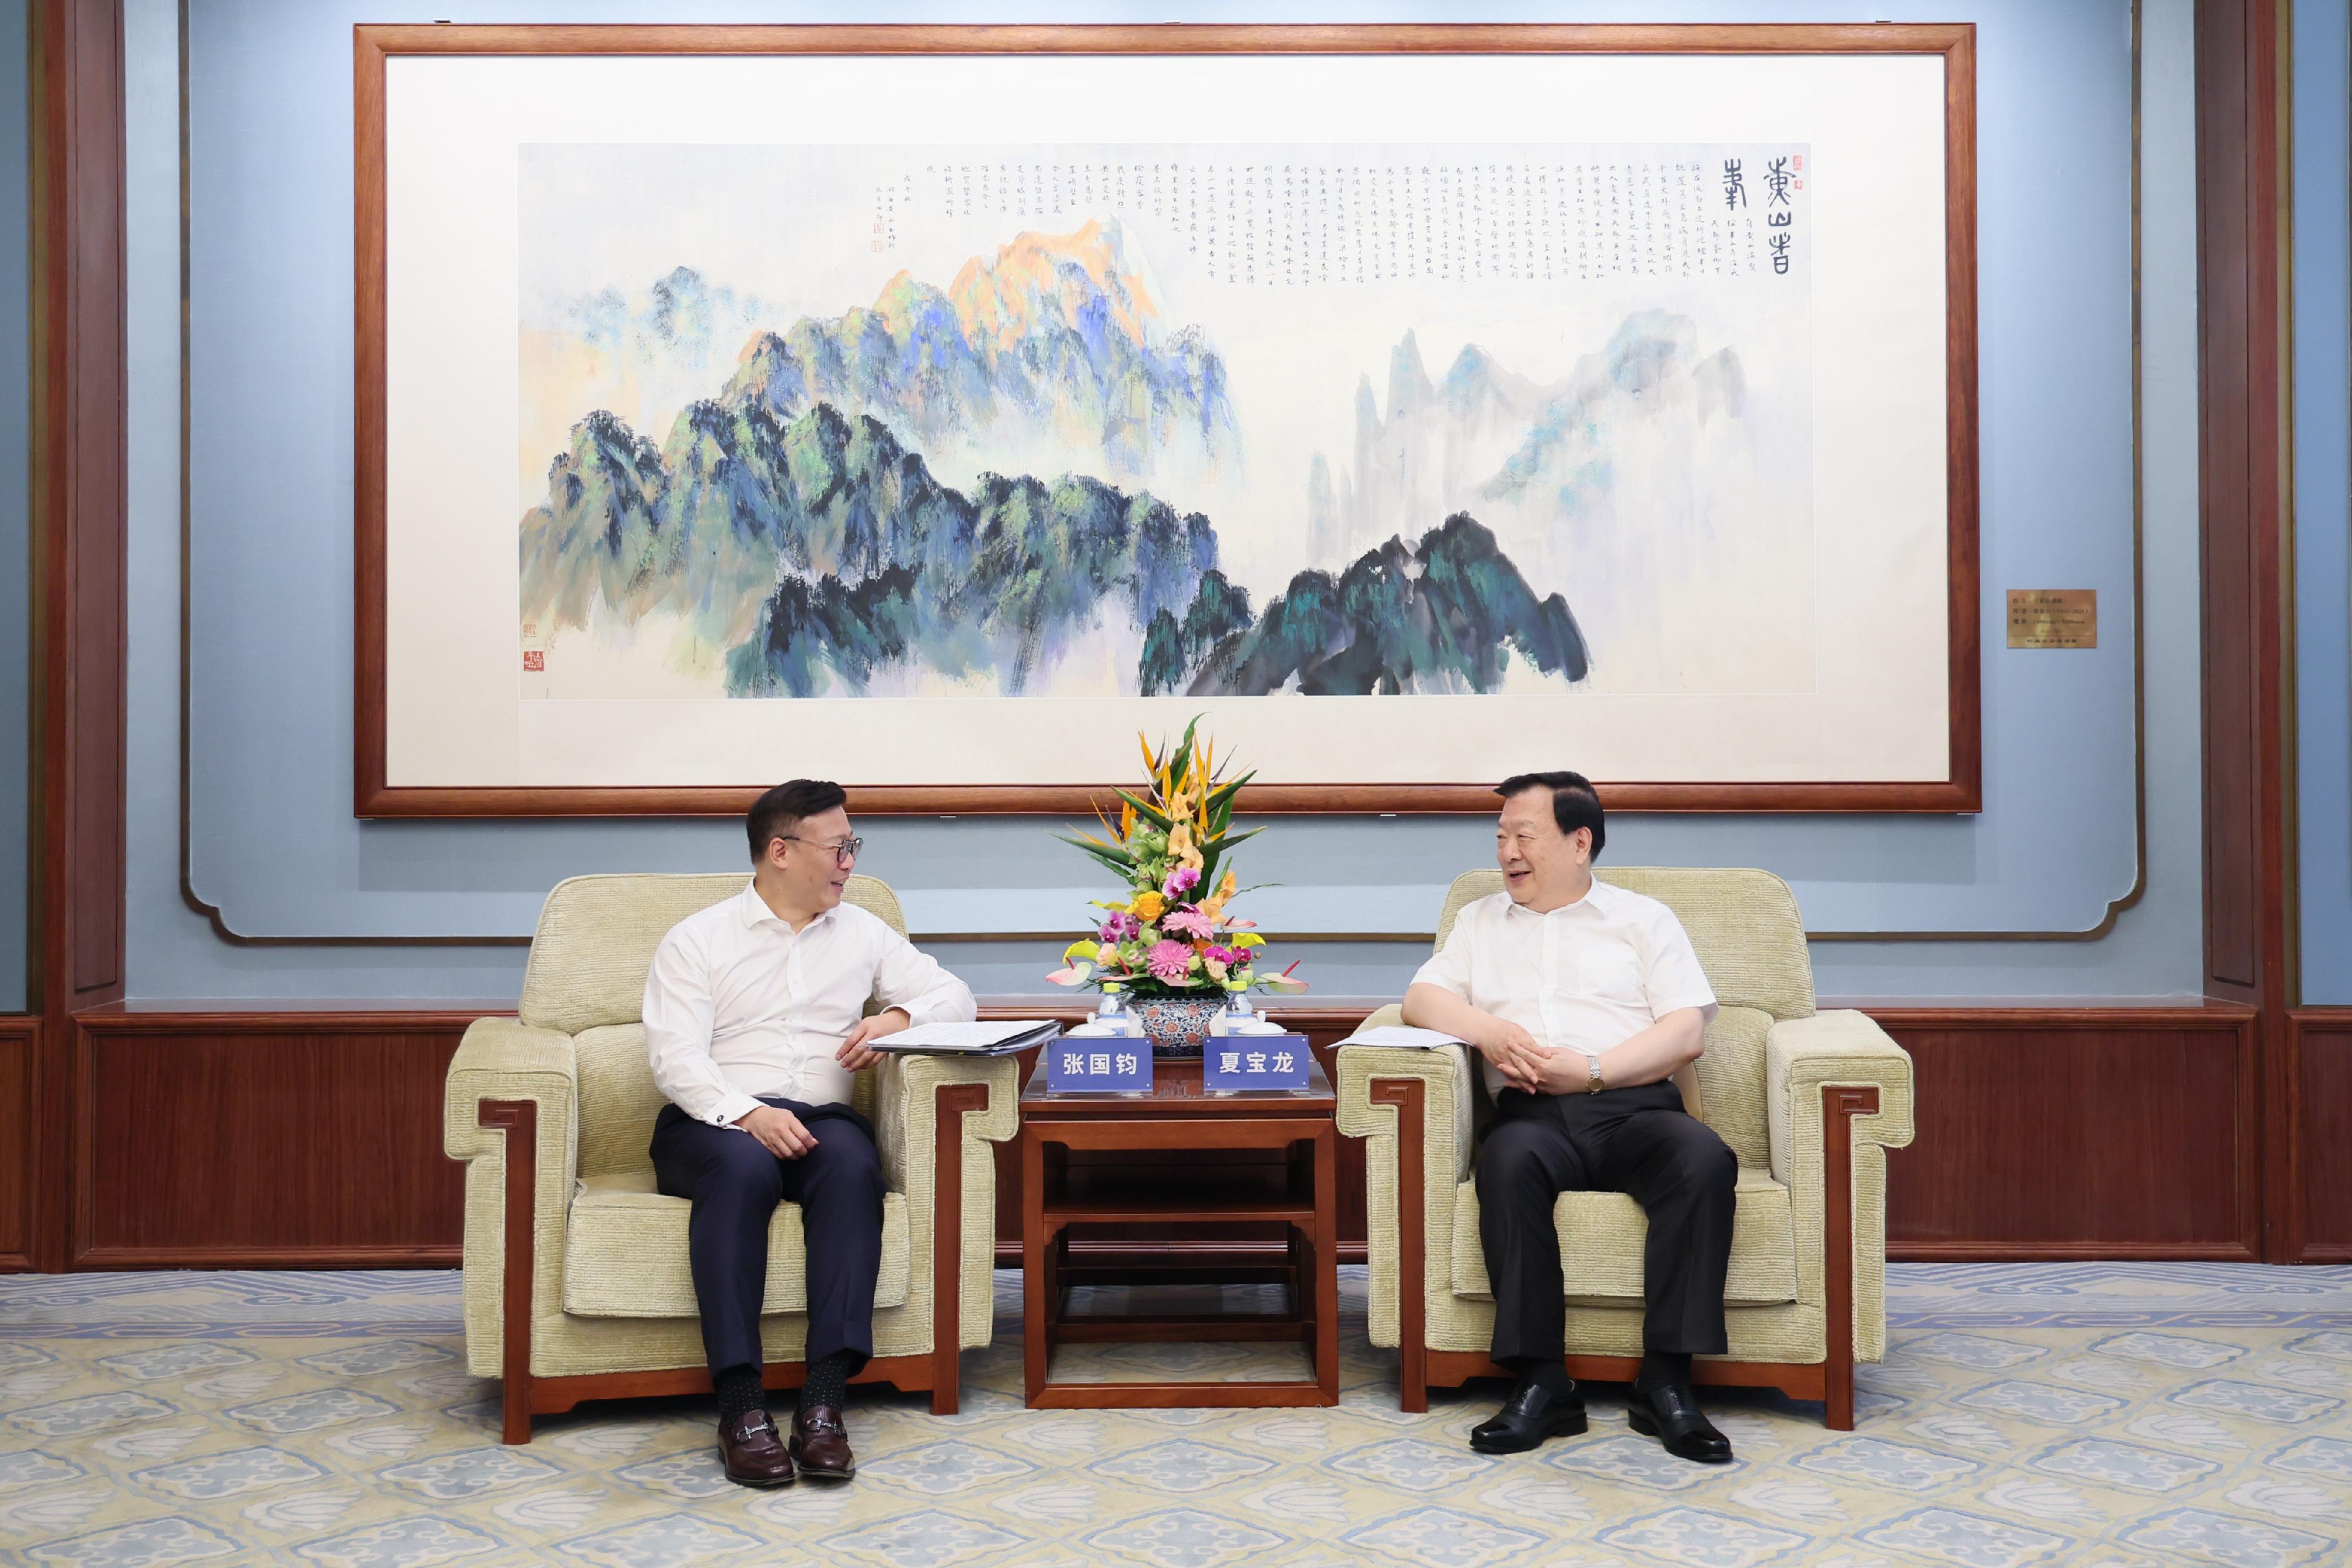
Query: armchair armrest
[[1766, 1010, 1916, 1181], [1767, 1009, 1915, 1372], [442, 1018, 580, 1412], [444, 1018, 577, 1154], [1335, 1042, 1476, 1183], [873, 1052, 1020, 1362], [1337, 1032, 1478, 1359]]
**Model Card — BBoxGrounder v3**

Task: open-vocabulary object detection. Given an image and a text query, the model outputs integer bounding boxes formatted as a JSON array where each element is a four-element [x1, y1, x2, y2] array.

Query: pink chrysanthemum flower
[[1145, 940, 1197, 984], [1160, 909, 1216, 940]]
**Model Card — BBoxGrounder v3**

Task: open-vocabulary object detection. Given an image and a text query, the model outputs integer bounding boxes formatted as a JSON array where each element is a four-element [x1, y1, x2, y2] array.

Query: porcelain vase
[[1127, 994, 1228, 1057]]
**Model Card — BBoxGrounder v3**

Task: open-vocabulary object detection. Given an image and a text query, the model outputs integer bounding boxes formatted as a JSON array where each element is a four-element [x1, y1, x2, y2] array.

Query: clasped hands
[[730, 1007, 910, 1158], [1474, 1018, 1595, 1095]]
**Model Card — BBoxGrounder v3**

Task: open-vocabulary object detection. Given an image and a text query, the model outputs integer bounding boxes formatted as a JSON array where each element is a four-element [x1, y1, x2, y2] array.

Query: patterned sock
[[714, 1362, 766, 1426], [798, 1349, 858, 1413], [1639, 1350, 1694, 1391], [1508, 1356, 1576, 1398]]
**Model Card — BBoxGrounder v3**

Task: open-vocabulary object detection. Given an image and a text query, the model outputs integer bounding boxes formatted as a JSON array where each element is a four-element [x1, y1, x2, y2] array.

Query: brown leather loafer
[[717, 1409, 796, 1487], [789, 1404, 856, 1479]]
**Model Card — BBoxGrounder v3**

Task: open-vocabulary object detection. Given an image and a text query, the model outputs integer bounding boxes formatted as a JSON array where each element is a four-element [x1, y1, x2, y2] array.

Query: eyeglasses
[[783, 835, 863, 864]]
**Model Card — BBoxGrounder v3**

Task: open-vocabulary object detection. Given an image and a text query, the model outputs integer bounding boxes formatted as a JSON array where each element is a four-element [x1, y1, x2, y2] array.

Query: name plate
[[1203, 1034, 1312, 1092], [1046, 1035, 1152, 1093], [2006, 588, 2097, 648]]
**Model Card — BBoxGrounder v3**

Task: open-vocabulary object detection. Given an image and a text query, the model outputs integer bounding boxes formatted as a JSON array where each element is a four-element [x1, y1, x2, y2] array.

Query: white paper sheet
[[875, 1020, 1058, 1052]]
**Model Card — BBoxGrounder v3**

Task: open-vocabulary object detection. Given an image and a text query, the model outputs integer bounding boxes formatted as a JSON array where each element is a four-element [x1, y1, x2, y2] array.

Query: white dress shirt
[[643, 882, 977, 1126], [1411, 880, 1718, 1097]]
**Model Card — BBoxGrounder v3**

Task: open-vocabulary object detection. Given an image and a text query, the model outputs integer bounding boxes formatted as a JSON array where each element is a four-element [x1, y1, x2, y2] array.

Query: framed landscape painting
[[354, 23, 1979, 816]]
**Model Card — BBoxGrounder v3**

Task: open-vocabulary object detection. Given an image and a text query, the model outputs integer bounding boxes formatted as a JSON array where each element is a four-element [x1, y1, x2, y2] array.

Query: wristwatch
[[1583, 1052, 1606, 1094]]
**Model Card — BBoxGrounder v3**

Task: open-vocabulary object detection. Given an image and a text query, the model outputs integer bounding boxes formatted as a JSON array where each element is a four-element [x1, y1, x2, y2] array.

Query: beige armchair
[[1335, 868, 1914, 1429], [443, 874, 1017, 1444]]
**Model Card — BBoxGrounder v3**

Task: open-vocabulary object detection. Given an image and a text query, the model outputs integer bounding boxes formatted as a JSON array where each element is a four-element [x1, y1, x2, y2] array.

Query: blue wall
[[2298, 0, 2352, 1005], [125, 0, 2205, 1003], [1, 0, 29, 1016]]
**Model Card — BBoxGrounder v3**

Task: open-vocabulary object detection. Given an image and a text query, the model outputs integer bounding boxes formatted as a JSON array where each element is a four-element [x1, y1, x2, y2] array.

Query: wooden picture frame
[[355, 23, 1979, 818]]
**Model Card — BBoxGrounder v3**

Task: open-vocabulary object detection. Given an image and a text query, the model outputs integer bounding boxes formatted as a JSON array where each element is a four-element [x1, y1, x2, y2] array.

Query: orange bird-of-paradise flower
[[1200, 868, 1237, 922]]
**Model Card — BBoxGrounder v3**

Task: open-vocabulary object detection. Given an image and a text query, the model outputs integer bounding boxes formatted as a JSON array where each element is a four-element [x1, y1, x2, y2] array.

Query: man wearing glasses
[[643, 778, 975, 1487]]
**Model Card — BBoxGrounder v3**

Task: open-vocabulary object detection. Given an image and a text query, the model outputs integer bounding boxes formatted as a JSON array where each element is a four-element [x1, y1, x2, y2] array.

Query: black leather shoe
[[1469, 1379, 1588, 1454], [1629, 1382, 1733, 1463]]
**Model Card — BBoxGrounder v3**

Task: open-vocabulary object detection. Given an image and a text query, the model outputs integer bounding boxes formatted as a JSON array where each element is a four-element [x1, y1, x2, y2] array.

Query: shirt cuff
[[1656, 997, 1720, 1022], [708, 1088, 764, 1128]]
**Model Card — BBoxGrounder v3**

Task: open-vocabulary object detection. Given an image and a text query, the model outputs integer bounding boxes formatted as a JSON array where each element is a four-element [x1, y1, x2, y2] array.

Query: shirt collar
[[1504, 874, 1613, 920], [737, 880, 836, 933]]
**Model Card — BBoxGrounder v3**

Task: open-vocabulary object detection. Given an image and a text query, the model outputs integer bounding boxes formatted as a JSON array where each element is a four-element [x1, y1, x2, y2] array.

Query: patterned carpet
[[4, 1263, 2350, 1566]]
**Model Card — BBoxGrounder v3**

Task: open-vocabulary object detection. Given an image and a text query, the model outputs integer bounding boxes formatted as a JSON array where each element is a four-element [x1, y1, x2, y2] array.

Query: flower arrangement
[[1047, 719, 1306, 1001]]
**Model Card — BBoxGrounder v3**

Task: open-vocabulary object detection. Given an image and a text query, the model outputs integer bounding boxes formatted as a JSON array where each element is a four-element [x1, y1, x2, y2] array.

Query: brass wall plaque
[[2007, 589, 2097, 649]]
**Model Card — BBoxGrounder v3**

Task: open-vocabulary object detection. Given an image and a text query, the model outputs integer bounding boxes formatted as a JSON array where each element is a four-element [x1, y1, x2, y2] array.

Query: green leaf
[[1051, 831, 1135, 862], [1205, 769, 1255, 812], [1175, 714, 1215, 795], [1215, 824, 1265, 854], [1050, 830, 1131, 860], [1054, 836, 1139, 878], [1114, 789, 1174, 831]]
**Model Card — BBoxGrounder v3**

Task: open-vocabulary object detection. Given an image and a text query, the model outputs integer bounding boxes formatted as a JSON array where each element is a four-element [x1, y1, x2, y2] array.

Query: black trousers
[[1475, 1080, 1738, 1362], [649, 1097, 884, 1377]]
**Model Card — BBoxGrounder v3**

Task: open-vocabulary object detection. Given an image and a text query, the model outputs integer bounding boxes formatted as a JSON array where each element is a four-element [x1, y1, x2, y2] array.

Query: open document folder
[[871, 1020, 1062, 1055], [1340, 1024, 1471, 1049]]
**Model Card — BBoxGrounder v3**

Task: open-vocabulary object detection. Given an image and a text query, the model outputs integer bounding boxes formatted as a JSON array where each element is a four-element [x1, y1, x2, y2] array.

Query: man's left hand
[[1518, 1044, 1596, 1095], [837, 1008, 911, 1073]]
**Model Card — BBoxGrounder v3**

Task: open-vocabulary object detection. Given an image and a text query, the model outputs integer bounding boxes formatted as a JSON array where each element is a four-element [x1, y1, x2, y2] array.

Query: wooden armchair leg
[[479, 1099, 540, 1445], [1822, 1084, 1881, 1432], [1371, 1078, 1430, 1413], [928, 1084, 990, 1417]]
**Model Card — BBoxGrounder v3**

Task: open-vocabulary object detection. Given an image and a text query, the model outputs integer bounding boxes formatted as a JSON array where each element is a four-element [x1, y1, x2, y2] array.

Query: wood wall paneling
[[1873, 1005, 2261, 1259], [2194, 0, 2297, 1262], [71, 1008, 479, 1267], [0, 1019, 35, 1268], [40, 0, 125, 1001], [36, 1001, 2280, 1267], [2197, 0, 2269, 999], [2290, 1009, 2352, 1259], [26, 0, 130, 1273]]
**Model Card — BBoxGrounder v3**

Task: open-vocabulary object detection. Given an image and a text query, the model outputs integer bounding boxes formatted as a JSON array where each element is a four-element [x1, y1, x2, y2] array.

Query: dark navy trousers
[[649, 1097, 884, 1377], [1475, 1080, 1738, 1362]]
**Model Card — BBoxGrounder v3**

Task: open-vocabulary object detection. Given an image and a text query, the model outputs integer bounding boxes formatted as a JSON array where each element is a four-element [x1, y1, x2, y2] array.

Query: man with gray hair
[[1404, 770, 1737, 1464]]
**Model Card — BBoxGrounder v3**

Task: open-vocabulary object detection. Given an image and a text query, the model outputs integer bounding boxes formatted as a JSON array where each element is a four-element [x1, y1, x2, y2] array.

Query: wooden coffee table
[[1018, 1054, 1340, 1408]]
